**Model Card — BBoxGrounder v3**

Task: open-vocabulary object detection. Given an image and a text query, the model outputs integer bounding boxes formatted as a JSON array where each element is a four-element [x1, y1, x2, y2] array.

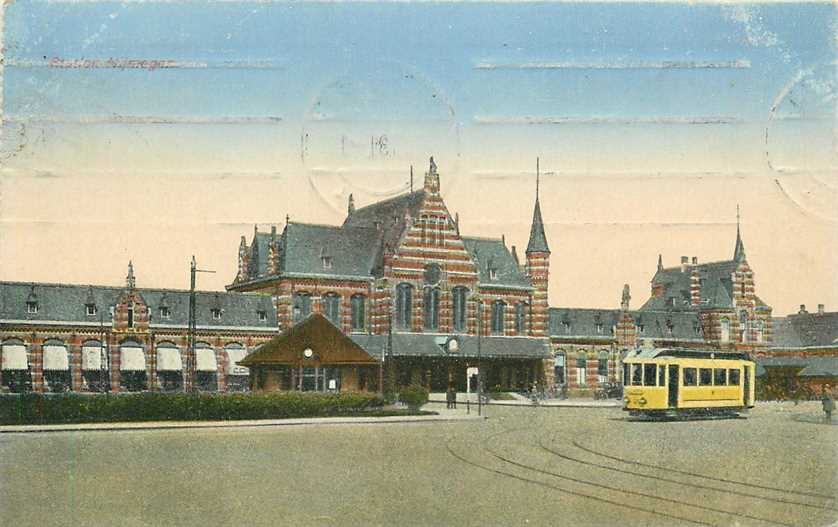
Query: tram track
[[534, 431, 837, 513], [570, 436, 836, 502], [444, 430, 716, 527], [477, 427, 801, 527]]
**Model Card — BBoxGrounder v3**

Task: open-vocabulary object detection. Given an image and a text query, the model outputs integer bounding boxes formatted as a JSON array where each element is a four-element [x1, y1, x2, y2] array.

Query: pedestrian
[[822, 385, 835, 422], [446, 384, 457, 409]]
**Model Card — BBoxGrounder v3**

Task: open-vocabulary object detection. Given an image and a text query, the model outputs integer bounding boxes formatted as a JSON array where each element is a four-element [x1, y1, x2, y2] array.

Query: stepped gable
[[462, 237, 532, 289]]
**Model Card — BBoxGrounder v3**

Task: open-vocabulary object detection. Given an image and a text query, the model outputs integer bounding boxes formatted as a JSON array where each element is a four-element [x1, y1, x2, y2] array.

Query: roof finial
[[424, 156, 440, 193], [733, 204, 747, 262], [348, 193, 355, 216], [536, 157, 540, 201], [126, 261, 136, 290], [410, 165, 414, 193], [621, 284, 631, 311], [657, 254, 663, 272]]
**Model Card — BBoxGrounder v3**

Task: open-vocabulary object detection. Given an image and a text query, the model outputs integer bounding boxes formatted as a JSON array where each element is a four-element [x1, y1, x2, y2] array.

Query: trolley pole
[[477, 299, 483, 417]]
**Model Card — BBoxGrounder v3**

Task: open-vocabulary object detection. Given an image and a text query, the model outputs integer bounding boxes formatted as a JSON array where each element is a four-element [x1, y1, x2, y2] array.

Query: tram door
[[743, 366, 751, 406], [667, 365, 679, 408]]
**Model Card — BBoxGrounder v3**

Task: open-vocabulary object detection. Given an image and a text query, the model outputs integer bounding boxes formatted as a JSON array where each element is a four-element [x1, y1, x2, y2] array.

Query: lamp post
[[186, 256, 215, 394], [477, 298, 483, 417]]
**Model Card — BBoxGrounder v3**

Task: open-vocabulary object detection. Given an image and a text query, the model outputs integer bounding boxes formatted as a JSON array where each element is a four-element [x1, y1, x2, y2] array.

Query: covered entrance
[[239, 314, 379, 393]]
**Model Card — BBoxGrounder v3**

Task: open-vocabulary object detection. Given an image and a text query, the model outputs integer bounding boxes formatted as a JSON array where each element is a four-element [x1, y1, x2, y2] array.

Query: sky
[[1, 0, 836, 316]]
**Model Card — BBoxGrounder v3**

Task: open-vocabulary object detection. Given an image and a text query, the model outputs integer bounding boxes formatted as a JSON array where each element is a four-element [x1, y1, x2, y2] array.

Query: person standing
[[822, 385, 835, 422]]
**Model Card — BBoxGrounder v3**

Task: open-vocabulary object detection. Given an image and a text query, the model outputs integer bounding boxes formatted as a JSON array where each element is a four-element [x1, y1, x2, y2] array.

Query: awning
[[82, 346, 103, 370], [1, 344, 28, 370], [225, 348, 249, 376], [120, 346, 146, 371], [157, 347, 183, 371], [196, 348, 218, 372], [43, 345, 69, 371]]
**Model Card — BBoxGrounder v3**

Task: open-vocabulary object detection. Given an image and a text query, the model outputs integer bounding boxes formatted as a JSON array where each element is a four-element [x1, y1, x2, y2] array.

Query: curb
[[427, 398, 621, 408], [0, 413, 485, 435]]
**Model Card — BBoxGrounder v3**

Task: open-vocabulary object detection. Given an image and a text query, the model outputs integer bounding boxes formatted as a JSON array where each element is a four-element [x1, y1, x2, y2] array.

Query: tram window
[[658, 366, 665, 387], [714, 369, 727, 385], [684, 368, 697, 386], [699, 368, 712, 386], [623, 364, 631, 386], [643, 364, 657, 386], [729, 369, 740, 385], [632, 364, 642, 385]]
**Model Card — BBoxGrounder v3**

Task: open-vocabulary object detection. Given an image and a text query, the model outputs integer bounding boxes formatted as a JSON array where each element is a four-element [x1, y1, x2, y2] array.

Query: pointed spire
[[526, 158, 550, 254], [410, 165, 414, 193], [126, 261, 136, 290], [733, 204, 747, 262], [347, 193, 355, 216], [424, 156, 440, 193], [657, 254, 663, 272]]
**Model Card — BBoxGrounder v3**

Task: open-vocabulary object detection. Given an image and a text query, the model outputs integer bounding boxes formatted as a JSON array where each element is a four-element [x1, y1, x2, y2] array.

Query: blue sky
[[1, 1, 836, 313]]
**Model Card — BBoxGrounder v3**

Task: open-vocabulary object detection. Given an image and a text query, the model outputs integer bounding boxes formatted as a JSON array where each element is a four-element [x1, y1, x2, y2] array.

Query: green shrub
[[398, 384, 429, 409], [0, 392, 385, 425]]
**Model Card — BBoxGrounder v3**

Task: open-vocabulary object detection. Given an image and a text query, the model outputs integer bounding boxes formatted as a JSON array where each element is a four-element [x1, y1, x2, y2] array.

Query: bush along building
[[551, 216, 773, 397], [0, 263, 278, 393], [228, 158, 553, 393]]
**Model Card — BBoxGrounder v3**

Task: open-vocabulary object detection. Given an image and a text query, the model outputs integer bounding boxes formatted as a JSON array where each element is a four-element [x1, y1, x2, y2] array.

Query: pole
[[187, 256, 197, 393], [477, 299, 482, 417]]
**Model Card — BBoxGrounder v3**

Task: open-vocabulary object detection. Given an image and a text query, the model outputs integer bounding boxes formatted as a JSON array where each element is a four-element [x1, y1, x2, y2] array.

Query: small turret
[[348, 193, 355, 216], [733, 205, 747, 262], [424, 156, 440, 194], [126, 261, 136, 290]]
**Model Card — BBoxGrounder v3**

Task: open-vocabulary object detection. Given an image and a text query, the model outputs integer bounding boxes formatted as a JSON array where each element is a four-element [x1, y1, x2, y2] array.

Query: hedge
[[0, 392, 386, 425]]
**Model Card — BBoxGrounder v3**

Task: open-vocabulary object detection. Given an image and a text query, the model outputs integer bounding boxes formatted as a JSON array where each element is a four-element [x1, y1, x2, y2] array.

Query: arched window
[[739, 310, 749, 342], [515, 303, 526, 334], [491, 301, 506, 335], [323, 293, 340, 325], [576, 352, 587, 386], [423, 288, 440, 331], [720, 319, 731, 342], [351, 295, 366, 331], [554, 354, 566, 385], [395, 283, 414, 330], [293, 292, 312, 323], [452, 287, 468, 332], [755, 319, 764, 343], [597, 351, 609, 382]]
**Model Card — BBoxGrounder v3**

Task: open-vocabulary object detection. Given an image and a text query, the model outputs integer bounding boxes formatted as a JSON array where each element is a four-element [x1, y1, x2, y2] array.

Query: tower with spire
[[525, 158, 551, 337], [733, 204, 747, 262]]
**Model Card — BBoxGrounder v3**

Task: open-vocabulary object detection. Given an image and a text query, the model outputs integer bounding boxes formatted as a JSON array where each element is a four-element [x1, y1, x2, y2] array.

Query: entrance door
[[743, 366, 751, 406], [667, 365, 679, 408]]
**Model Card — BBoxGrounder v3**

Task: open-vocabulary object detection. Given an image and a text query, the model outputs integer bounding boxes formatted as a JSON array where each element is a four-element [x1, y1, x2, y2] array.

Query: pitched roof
[[771, 312, 838, 348], [641, 260, 740, 311], [462, 237, 532, 289], [526, 199, 550, 254], [281, 222, 379, 278], [0, 281, 277, 330], [349, 333, 551, 360], [797, 357, 838, 377], [548, 307, 703, 341]]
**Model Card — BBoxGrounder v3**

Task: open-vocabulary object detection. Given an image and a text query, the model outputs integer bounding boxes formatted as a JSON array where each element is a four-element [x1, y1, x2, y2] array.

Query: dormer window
[[211, 308, 222, 320], [321, 256, 332, 270], [257, 310, 267, 321], [27, 301, 38, 314], [638, 324, 645, 334], [159, 306, 171, 319], [562, 321, 571, 334], [86, 304, 97, 316], [595, 323, 603, 334]]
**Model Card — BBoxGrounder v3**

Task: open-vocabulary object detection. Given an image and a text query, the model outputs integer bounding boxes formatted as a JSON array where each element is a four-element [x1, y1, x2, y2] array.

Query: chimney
[[691, 256, 698, 265], [799, 304, 807, 314], [818, 304, 825, 315], [680, 256, 689, 272]]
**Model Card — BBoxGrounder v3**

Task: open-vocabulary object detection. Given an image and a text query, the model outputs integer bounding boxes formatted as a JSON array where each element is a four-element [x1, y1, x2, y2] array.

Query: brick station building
[[228, 157, 553, 393], [0, 264, 277, 393]]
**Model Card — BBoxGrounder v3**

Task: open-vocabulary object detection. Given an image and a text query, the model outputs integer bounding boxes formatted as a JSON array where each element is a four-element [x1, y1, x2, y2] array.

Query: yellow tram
[[622, 348, 755, 417]]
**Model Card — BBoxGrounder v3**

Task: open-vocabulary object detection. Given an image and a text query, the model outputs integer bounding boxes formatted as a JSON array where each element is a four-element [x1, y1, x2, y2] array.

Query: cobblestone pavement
[[0, 401, 835, 527]]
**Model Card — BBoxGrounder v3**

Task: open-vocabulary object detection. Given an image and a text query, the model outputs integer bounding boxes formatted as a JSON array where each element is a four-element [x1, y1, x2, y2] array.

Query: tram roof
[[625, 348, 751, 361]]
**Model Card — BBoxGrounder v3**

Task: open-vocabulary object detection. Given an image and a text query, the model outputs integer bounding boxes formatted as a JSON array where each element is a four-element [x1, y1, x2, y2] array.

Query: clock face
[[303, 348, 314, 358], [424, 264, 442, 285], [447, 338, 459, 353]]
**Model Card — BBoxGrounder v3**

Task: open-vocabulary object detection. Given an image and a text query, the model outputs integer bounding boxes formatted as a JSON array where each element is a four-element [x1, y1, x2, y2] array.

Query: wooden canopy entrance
[[239, 314, 379, 392]]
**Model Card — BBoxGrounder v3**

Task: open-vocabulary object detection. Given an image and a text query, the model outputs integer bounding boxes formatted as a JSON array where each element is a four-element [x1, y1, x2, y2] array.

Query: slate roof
[[349, 333, 551, 360], [640, 259, 754, 311], [771, 312, 838, 348], [526, 199, 550, 254], [282, 223, 379, 278], [797, 357, 838, 377], [0, 281, 277, 329], [462, 237, 532, 289], [548, 308, 703, 341]]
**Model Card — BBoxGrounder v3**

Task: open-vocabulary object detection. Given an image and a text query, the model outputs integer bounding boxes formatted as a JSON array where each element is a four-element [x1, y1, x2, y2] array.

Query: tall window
[[293, 293, 312, 323], [127, 305, 134, 328], [491, 301, 506, 335], [755, 320, 764, 342], [739, 310, 749, 342], [597, 351, 608, 383], [323, 293, 340, 325], [452, 287, 467, 332], [515, 303, 526, 334], [351, 295, 366, 331], [395, 283, 414, 330], [423, 288, 440, 331], [720, 318, 731, 342], [554, 354, 566, 385], [576, 352, 587, 386]]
